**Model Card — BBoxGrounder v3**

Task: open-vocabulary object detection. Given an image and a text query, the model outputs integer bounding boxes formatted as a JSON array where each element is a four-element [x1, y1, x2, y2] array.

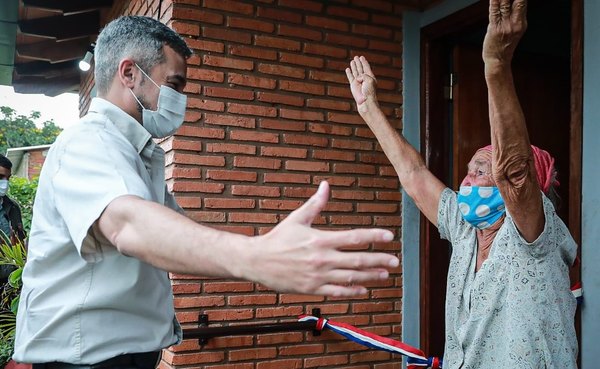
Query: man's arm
[[483, 0, 544, 242], [98, 181, 399, 297], [346, 56, 446, 225]]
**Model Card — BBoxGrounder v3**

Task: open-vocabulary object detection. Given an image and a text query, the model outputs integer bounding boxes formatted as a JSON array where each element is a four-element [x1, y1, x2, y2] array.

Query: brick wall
[[81, 1, 405, 368], [26, 149, 47, 179]]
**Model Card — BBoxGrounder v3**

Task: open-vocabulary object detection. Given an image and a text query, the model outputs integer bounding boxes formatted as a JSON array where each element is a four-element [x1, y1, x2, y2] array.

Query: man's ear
[[117, 59, 137, 89]]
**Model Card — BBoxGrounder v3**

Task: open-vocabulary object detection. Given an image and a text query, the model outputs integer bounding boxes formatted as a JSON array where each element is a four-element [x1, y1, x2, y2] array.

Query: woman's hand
[[482, 0, 527, 70]]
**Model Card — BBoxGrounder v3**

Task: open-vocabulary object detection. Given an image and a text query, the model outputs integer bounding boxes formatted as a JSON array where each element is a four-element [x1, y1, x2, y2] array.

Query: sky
[[0, 85, 80, 128]]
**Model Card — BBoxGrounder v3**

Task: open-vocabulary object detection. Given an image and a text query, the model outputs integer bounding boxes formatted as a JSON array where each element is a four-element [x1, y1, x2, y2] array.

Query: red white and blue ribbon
[[298, 314, 442, 369]]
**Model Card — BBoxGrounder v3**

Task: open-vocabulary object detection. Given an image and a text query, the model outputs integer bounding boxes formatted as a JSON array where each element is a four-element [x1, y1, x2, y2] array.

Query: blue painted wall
[[581, 1, 600, 367]]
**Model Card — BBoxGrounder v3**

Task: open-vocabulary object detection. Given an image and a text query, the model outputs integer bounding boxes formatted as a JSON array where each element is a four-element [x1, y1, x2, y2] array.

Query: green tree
[[0, 106, 62, 154], [7, 177, 37, 234]]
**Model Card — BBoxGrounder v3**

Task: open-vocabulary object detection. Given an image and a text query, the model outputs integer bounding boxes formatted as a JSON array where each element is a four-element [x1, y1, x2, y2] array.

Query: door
[[419, 0, 581, 359]]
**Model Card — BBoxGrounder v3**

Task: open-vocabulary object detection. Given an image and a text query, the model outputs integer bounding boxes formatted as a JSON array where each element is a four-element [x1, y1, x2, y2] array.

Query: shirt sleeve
[[437, 187, 469, 244], [52, 126, 152, 261]]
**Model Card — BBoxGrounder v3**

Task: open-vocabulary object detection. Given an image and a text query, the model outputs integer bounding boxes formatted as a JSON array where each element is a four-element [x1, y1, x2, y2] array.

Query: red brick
[[323, 202, 354, 212], [279, 344, 324, 356], [333, 163, 376, 175], [229, 347, 277, 361], [377, 91, 403, 104], [173, 295, 224, 308], [166, 351, 224, 365], [312, 149, 355, 161], [379, 166, 398, 177], [167, 167, 202, 180], [285, 160, 329, 172], [172, 182, 225, 193], [350, 350, 392, 363], [172, 7, 223, 24], [308, 123, 353, 136], [188, 97, 225, 112], [282, 186, 317, 198], [163, 138, 202, 152], [279, 52, 324, 68], [204, 281, 255, 293], [185, 38, 224, 53], [261, 146, 307, 158], [374, 215, 401, 226], [329, 215, 372, 225], [183, 83, 202, 95], [188, 67, 225, 83], [327, 85, 353, 99], [305, 15, 349, 31], [204, 113, 256, 128], [255, 306, 303, 318], [359, 153, 391, 165], [204, 86, 254, 100], [306, 99, 350, 112], [278, 293, 324, 303], [258, 63, 305, 78], [228, 73, 277, 89], [228, 45, 277, 60], [255, 35, 301, 51], [327, 5, 369, 20], [205, 143, 256, 155], [256, 359, 303, 369], [202, 364, 254, 369], [278, 24, 322, 41], [172, 153, 225, 167], [280, 80, 325, 95], [324, 33, 369, 48], [231, 185, 280, 197], [257, 92, 304, 107], [277, 0, 323, 12], [259, 199, 303, 210], [177, 125, 225, 139], [229, 212, 279, 223], [376, 191, 401, 201], [256, 7, 302, 23], [357, 203, 399, 213], [204, 0, 254, 15], [304, 355, 349, 368], [203, 26, 252, 44], [203, 55, 253, 70], [171, 282, 202, 294], [186, 211, 226, 223], [206, 169, 257, 181], [227, 294, 278, 305], [200, 308, 255, 321], [227, 16, 275, 33], [352, 23, 393, 39], [351, 50, 393, 66], [260, 118, 306, 132], [227, 102, 277, 117], [372, 14, 402, 28], [332, 138, 373, 150], [263, 173, 311, 184], [304, 43, 347, 59], [171, 20, 200, 36], [204, 198, 256, 209], [327, 112, 365, 125], [283, 134, 328, 147], [174, 195, 202, 209], [355, 127, 377, 138], [233, 156, 281, 169], [313, 175, 357, 187], [310, 71, 349, 85], [358, 177, 399, 189], [331, 190, 374, 201], [230, 130, 279, 143]]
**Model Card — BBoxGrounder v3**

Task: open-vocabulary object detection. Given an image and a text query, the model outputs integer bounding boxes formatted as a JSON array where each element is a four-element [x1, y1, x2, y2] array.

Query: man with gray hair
[[14, 16, 399, 368]]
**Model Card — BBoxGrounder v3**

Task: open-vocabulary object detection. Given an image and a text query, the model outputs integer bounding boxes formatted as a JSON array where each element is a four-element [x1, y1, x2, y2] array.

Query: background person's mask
[[0, 179, 8, 197], [129, 64, 187, 138], [457, 186, 506, 229]]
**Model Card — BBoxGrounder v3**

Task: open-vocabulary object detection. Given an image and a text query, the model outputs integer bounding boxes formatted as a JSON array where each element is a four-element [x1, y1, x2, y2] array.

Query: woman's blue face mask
[[457, 186, 505, 229]]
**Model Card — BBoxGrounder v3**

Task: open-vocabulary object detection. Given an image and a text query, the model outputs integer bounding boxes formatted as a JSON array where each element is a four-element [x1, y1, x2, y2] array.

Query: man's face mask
[[0, 179, 8, 197], [129, 63, 187, 139], [457, 186, 505, 229]]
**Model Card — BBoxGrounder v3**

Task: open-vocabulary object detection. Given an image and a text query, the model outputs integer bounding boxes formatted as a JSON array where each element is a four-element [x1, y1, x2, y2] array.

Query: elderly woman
[[345, 0, 577, 368]]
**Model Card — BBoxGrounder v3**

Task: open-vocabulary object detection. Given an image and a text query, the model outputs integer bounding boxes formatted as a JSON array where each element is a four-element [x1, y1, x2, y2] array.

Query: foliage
[[0, 239, 26, 366], [0, 106, 62, 154], [7, 178, 37, 234]]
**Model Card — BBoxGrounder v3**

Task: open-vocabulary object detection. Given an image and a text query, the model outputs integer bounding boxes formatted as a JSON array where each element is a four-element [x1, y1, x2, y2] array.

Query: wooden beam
[[22, 0, 114, 15], [16, 38, 90, 63], [13, 75, 80, 96], [18, 11, 100, 41], [14, 60, 78, 78]]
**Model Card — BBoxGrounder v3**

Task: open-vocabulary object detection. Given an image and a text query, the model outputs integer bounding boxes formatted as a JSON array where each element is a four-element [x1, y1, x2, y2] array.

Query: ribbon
[[571, 281, 583, 305], [298, 315, 442, 369]]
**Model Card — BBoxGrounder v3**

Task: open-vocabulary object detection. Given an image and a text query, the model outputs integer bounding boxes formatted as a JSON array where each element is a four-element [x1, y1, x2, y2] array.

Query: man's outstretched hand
[[345, 56, 378, 115], [244, 181, 399, 297]]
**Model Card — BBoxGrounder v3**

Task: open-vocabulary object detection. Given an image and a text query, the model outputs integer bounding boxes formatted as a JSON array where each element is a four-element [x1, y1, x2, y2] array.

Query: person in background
[[0, 154, 25, 245], [344, 0, 577, 367], [14, 15, 399, 368]]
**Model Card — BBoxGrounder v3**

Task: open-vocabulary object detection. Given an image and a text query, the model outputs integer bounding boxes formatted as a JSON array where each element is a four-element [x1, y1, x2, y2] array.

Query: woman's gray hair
[[94, 16, 192, 95]]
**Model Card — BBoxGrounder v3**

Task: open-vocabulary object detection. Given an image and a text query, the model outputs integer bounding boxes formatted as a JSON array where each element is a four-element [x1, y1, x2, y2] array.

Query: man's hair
[[0, 154, 12, 170], [94, 16, 192, 95]]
